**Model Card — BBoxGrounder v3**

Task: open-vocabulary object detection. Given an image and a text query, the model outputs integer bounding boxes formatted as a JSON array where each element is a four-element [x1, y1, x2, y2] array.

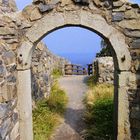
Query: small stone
[[0, 61, 3, 65], [6, 39, 18, 44], [33, 0, 44, 4], [131, 109, 140, 120], [104, 1, 110, 8], [113, 5, 126, 12], [118, 20, 140, 30], [0, 65, 5, 78], [11, 44, 18, 51], [5, 135, 10, 140], [2, 16, 13, 23], [0, 103, 8, 119], [131, 3, 139, 8], [112, 12, 124, 21], [113, 1, 124, 7], [2, 51, 15, 65], [60, 0, 71, 6], [39, 3, 55, 12], [22, 5, 36, 20], [0, 118, 11, 139], [30, 7, 42, 21], [7, 75, 16, 83], [0, 20, 6, 27], [9, 0, 18, 12], [93, 0, 102, 7], [0, 27, 15, 35], [37, 42, 44, 51], [20, 21, 31, 29], [131, 39, 140, 49], [49, 0, 61, 5], [11, 112, 18, 124], [124, 29, 140, 38], [6, 64, 16, 73], [126, 5, 132, 10], [125, 10, 137, 19], [73, 0, 89, 5], [10, 122, 19, 140]]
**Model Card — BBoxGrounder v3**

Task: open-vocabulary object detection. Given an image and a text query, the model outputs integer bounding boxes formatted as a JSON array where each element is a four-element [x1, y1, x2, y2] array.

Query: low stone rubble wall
[[31, 42, 69, 100], [93, 57, 114, 84]]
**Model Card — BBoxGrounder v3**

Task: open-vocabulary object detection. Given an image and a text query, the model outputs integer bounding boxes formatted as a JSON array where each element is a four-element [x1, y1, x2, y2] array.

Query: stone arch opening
[[17, 1, 133, 140]]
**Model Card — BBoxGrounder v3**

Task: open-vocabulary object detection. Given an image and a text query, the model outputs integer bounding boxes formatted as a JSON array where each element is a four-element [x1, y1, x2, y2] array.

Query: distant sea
[[57, 53, 96, 68]]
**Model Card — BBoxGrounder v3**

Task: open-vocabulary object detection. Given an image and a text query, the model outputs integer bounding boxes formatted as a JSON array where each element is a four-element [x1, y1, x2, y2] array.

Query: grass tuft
[[47, 81, 68, 114], [52, 69, 63, 79], [84, 76, 114, 140], [33, 81, 68, 140]]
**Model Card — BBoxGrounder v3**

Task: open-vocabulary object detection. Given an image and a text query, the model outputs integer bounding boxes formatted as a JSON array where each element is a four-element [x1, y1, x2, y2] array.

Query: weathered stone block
[[0, 103, 8, 119], [0, 27, 15, 35], [2, 51, 15, 65], [30, 7, 42, 21], [39, 3, 54, 12], [112, 12, 125, 21], [0, 65, 5, 78], [113, 1, 124, 7], [125, 10, 138, 19], [6, 64, 16, 73], [124, 29, 140, 38], [131, 39, 140, 49], [113, 5, 126, 12], [10, 122, 19, 140], [93, 0, 102, 8], [131, 108, 140, 120], [119, 20, 140, 30], [33, 0, 44, 4], [22, 5, 36, 20], [0, 118, 11, 139], [73, 0, 89, 5]]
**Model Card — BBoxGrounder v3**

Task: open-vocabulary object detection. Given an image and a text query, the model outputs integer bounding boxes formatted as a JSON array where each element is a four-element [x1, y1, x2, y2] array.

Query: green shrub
[[85, 98, 114, 140], [47, 81, 68, 114], [86, 75, 97, 88], [33, 81, 68, 140], [52, 69, 63, 79], [33, 100, 60, 140]]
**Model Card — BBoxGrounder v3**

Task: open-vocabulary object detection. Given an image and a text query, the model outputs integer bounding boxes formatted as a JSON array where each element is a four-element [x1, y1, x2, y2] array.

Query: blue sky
[[15, 0, 140, 66], [43, 27, 101, 66]]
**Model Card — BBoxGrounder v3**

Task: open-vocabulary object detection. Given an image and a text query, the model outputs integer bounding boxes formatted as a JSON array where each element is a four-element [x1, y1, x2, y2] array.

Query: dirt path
[[50, 75, 88, 140]]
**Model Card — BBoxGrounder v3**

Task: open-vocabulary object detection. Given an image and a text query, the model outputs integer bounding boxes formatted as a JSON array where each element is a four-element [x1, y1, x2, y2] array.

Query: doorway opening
[[31, 26, 115, 140]]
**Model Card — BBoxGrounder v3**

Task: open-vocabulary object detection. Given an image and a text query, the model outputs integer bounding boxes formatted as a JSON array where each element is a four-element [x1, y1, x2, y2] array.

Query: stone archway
[[16, 0, 139, 140]]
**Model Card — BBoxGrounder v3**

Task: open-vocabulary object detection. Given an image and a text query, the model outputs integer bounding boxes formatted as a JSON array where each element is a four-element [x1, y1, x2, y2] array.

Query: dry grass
[[84, 76, 114, 140], [85, 83, 114, 107]]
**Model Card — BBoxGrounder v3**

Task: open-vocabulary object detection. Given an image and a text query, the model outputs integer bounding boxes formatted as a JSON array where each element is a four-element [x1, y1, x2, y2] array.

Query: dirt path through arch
[[50, 75, 88, 140]]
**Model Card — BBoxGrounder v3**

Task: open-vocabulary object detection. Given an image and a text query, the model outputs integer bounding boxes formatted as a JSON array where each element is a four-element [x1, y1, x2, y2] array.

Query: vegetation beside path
[[84, 76, 114, 140], [33, 69, 68, 140]]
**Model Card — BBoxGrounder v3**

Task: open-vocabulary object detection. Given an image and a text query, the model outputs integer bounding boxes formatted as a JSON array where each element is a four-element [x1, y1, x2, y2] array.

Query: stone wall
[[0, 0, 139, 139], [31, 42, 69, 100], [0, 0, 17, 13], [0, 1, 69, 139], [0, 2, 19, 139], [93, 57, 114, 84]]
